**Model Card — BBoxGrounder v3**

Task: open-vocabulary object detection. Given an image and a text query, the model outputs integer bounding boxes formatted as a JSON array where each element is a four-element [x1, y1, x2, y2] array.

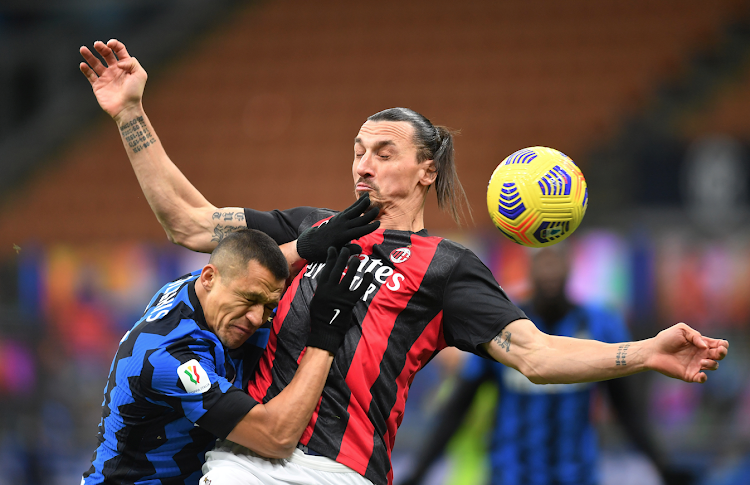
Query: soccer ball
[[486, 147, 588, 247]]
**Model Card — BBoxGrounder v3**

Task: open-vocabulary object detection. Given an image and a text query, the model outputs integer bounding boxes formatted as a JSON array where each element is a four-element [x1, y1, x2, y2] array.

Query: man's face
[[352, 120, 436, 215], [530, 249, 569, 300], [200, 260, 285, 349]]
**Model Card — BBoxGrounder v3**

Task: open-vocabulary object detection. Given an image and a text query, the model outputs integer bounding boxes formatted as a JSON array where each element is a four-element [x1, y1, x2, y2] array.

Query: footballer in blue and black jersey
[[82, 270, 264, 484], [460, 304, 631, 485]]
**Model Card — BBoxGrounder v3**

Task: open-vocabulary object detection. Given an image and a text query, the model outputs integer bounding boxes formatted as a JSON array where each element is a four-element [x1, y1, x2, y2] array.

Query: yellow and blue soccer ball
[[486, 147, 588, 247]]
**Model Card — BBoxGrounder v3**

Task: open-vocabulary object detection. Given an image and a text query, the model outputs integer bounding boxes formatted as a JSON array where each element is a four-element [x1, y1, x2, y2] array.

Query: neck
[[194, 280, 212, 327], [374, 194, 427, 232]]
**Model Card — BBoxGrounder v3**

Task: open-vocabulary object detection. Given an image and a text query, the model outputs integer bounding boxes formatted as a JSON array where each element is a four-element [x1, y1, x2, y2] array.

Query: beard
[[354, 179, 382, 209]]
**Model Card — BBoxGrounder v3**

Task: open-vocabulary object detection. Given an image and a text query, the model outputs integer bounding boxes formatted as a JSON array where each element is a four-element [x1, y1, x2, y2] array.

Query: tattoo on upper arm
[[494, 331, 511, 353], [120, 116, 157, 154], [616, 343, 630, 366], [210, 224, 244, 243]]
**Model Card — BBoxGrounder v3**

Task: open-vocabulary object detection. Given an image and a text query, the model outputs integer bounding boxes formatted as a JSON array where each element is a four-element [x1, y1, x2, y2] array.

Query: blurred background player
[[399, 246, 692, 485]]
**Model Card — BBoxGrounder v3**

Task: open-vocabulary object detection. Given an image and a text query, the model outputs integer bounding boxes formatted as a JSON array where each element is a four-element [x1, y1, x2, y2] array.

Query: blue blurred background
[[1, 1, 750, 484]]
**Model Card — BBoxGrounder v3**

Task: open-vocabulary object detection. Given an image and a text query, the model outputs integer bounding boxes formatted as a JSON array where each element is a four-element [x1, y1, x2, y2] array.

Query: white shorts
[[201, 440, 374, 485]]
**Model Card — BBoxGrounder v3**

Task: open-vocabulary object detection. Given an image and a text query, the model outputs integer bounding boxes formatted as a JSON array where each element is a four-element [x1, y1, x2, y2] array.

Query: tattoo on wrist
[[210, 224, 244, 243], [494, 331, 511, 353], [616, 343, 630, 366], [212, 211, 246, 222], [120, 116, 157, 154]]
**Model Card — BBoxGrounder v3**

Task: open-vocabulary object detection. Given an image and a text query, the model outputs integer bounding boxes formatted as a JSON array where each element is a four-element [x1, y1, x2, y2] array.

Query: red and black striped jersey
[[244, 207, 526, 485]]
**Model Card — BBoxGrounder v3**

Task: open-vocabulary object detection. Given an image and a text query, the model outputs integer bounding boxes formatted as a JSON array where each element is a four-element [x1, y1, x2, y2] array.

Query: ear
[[200, 264, 218, 292], [418, 159, 437, 187]]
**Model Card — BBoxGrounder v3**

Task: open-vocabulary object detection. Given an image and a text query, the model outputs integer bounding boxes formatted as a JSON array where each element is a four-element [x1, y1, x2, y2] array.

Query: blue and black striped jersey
[[82, 270, 264, 485], [461, 304, 631, 485]]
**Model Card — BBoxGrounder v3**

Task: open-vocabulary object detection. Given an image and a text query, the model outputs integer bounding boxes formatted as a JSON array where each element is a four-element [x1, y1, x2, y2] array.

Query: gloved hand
[[307, 247, 373, 353], [296, 195, 380, 262]]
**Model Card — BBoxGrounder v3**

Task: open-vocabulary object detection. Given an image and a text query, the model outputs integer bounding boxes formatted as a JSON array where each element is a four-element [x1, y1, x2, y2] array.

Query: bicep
[[482, 318, 549, 372]]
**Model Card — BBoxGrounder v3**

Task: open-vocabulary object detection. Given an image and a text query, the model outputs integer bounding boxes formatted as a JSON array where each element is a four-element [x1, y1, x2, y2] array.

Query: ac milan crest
[[389, 247, 411, 264]]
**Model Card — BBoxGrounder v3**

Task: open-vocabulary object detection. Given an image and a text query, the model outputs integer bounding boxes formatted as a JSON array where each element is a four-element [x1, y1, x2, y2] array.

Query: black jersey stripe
[[361, 237, 458, 482]]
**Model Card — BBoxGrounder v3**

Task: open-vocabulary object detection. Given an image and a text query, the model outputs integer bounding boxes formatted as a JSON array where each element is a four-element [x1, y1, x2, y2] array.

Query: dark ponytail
[[367, 108, 472, 225]]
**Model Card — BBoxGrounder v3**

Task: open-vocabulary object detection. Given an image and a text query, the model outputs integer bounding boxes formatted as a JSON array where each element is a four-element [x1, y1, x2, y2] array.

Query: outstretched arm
[[483, 319, 728, 384], [80, 39, 243, 252]]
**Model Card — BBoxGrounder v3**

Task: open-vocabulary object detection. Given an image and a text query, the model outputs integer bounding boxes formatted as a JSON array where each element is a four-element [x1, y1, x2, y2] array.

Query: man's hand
[[79, 39, 147, 120], [645, 323, 728, 383], [296, 195, 380, 262], [307, 247, 373, 353]]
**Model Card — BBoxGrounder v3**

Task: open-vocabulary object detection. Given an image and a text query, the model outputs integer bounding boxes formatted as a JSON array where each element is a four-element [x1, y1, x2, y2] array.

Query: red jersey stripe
[[336, 234, 439, 470]]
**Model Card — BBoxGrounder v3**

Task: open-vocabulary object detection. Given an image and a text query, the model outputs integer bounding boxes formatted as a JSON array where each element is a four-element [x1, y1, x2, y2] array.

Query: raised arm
[[483, 319, 728, 385], [226, 247, 373, 458], [80, 39, 243, 252]]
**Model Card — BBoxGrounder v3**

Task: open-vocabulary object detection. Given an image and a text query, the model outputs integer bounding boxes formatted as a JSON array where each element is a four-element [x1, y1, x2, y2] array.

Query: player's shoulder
[[303, 207, 338, 231], [410, 231, 470, 254], [125, 271, 215, 354]]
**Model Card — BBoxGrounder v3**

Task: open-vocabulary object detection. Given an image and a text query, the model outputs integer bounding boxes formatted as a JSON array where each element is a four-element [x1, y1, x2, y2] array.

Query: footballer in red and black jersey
[[243, 206, 526, 485]]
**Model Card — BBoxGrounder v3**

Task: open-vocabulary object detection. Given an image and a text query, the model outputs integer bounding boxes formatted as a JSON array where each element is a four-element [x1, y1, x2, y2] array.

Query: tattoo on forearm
[[210, 224, 244, 243], [212, 212, 221, 220], [120, 116, 157, 154], [616, 343, 630, 366], [494, 331, 511, 353]]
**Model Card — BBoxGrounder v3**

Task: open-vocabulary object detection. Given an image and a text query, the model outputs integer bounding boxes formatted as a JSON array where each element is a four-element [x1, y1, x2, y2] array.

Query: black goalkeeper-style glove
[[307, 247, 373, 353], [296, 194, 380, 262]]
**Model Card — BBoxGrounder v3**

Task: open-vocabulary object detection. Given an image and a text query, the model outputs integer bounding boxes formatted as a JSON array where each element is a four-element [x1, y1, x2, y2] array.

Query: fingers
[[357, 206, 380, 225], [80, 45, 106, 76], [107, 38, 130, 59], [338, 254, 362, 290], [316, 247, 340, 284], [705, 345, 728, 361], [79, 62, 98, 84], [351, 271, 374, 300], [684, 325, 708, 350], [700, 359, 719, 371], [94, 40, 119, 68], [341, 193, 371, 218], [703, 336, 729, 352], [692, 372, 707, 384], [346, 221, 381, 241], [118, 57, 142, 75], [343, 243, 362, 254]]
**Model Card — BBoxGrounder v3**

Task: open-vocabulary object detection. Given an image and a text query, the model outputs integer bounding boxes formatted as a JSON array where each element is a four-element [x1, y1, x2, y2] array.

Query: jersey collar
[[187, 280, 209, 331]]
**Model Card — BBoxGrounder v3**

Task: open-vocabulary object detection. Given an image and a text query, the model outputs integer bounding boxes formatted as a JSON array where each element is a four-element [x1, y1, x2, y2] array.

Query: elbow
[[516, 361, 551, 385], [263, 435, 297, 459], [164, 229, 181, 246]]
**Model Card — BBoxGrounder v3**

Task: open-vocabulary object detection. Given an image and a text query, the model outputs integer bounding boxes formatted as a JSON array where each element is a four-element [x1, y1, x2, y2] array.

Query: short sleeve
[[442, 250, 527, 358], [147, 338, 258, 439], [243, 207, 336, 244]]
